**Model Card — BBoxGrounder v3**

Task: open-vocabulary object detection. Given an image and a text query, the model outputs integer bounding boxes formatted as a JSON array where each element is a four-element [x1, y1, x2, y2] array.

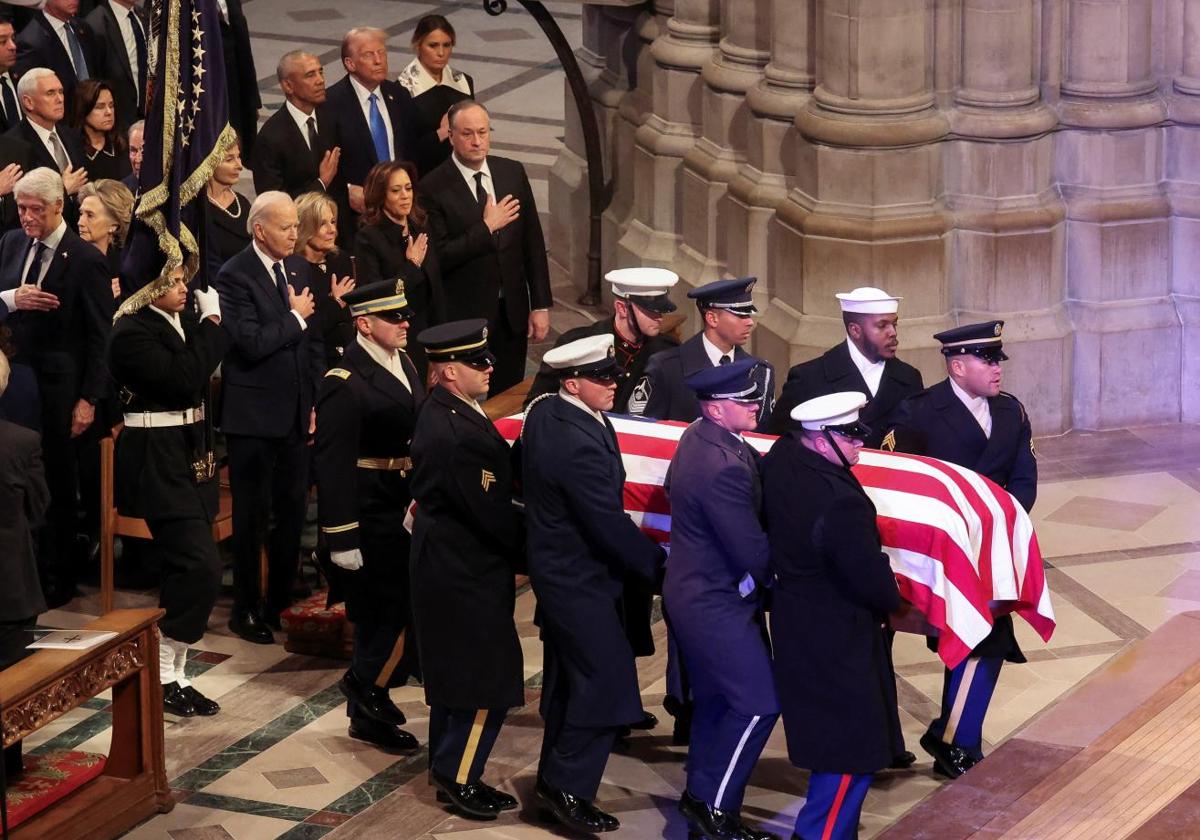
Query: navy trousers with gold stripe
[[348, 617, 409, 718], [928, 655, 1003, 760], [794, 772, 871, 840], [429, 707, 506, 783]]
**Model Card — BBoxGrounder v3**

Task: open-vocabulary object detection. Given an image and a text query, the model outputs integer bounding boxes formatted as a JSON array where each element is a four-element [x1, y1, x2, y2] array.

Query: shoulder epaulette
[[326, 368, 351, 380], [998, 390, 1028, 422]]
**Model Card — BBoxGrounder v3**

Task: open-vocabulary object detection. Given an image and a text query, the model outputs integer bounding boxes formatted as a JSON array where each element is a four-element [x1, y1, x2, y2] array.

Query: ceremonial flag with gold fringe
[[117, 0, 236, 317]]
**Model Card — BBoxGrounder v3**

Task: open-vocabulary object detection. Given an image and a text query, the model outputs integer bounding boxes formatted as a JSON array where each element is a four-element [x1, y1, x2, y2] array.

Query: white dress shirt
[[285, 100, 318, 150], [558, 389, 605, 425], [701, 333, 734, 367], [356, 333, 411, 392], [348, 75, 394, 163], [0, 220, 68, 310], [150, 304, 185, 342], [950, 377, 992, 438], [846, 338, 885, 397], [251, 241, 308, 330], [450, 152, 495, 204], [109, 2, 142, 98], [27, 118, 73, 169]]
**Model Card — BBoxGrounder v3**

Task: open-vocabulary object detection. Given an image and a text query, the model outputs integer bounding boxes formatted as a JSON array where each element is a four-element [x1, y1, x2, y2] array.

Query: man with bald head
[[324, 26, 418, 222], [214, 191, 325, 645]]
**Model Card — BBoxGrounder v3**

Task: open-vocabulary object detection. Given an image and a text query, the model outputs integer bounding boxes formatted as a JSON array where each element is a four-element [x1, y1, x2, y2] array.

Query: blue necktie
[[368, 93, 389, 163], [65, 23, 90, 81]]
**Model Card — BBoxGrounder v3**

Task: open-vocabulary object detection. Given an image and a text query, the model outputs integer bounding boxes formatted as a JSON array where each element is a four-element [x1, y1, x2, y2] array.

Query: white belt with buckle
[[123, 407, 205, 428]]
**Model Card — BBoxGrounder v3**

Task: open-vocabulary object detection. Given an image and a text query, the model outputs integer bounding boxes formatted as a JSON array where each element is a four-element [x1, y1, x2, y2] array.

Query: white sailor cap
[[606, 267, 679, 313], [542, 333, 621, 379], [791, 391, 870, 436], [835, 287, 902, 315]]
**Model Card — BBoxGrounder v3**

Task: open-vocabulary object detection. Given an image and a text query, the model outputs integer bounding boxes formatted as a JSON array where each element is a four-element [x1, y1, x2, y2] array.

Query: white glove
[[194, 286, 221, 322], [331, 549, 363, 570]]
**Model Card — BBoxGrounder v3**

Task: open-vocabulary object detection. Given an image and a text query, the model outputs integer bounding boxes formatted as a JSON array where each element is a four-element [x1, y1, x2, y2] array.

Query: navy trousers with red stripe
[[795, 772, 871, 840]]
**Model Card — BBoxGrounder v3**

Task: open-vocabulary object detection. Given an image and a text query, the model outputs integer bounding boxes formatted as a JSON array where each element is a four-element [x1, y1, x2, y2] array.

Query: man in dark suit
[[0, 166, 112, 606], [0, 349, 49, 780], [14, 0, 99, 105], [421, 100, 551, 395], [0, 19, 22, 134], [121, 118, 140, 192], [215, 0, 260, 161], [635, 277, 775, 429], [83, 0, 147, 128], [762, 392, 902, 840], [213, 191, 325, 644], [664, 358, 778, 840], [252, 51, 347, 240], [884, 320, 1037, 780], [324, 26, 417, 222], [107, 268, 229, 718], [410, 319, 523, 819], [522, 333, 664, 834], [768, 286, 924, 446], [315, 279, 423, 754], [9, 68, 87, 199]]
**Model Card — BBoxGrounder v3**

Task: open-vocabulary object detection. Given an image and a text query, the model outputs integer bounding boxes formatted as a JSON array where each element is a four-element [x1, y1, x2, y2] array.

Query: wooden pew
[[1, 608, 172, 838]]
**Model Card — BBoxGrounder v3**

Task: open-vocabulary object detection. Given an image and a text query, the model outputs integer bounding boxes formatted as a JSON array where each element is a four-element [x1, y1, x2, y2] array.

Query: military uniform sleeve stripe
[[321, 521, 359, 534]]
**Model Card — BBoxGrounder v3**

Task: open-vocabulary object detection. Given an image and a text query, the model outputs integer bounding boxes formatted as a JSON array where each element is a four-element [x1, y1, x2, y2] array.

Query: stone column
[[1173, 0, 1200, 422]]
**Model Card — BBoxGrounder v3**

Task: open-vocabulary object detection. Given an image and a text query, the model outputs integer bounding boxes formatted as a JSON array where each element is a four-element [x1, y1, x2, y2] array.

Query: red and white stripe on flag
[[493, 413, 1055, 669]]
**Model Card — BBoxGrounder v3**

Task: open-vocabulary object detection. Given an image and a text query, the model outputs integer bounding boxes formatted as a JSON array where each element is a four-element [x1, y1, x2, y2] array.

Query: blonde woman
[[77, 179, 135, 300], [294, 192, 356, 365]]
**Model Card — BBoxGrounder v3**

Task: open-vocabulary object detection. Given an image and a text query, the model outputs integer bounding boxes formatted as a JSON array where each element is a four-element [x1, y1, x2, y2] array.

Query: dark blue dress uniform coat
[[314, 340, 425, 623], [663, 418, 777, 715], [522, 395, 663, 727], [409, 386, 525, 711], [767, 342, 924, 446], [761, 435, 902, 774], [887, 378, 1037, 660]]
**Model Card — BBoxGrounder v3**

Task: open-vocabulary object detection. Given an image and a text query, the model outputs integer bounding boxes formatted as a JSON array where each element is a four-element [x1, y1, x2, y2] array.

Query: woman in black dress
[[294, 192, 356, 367], [355, 160, 444, 377], [71, 80, 132, 183], [396, 15, 475, 176], [76, 179, 135, 301], [204, 136, 253, 275]]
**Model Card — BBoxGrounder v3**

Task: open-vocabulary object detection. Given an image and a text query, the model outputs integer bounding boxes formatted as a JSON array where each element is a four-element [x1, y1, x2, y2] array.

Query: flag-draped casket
[[494, 413, 1055, 669]]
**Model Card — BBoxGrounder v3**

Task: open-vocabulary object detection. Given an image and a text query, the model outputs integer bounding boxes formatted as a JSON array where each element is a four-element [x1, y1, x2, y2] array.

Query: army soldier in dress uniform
[[761, 393, 902, 840], [884, 320, 1036, 779], [107, 267, 229, 718], [665, 357, 779, 840], [768, 287, 923, 447], [315, 279, 426, 753], [409, 319, 523, 820], [525, 267, 680, 415], [522, 333, 665, 834]]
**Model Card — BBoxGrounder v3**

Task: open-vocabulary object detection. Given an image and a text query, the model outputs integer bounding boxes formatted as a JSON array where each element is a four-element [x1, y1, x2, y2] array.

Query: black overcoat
[[409, 386, 524, 710]]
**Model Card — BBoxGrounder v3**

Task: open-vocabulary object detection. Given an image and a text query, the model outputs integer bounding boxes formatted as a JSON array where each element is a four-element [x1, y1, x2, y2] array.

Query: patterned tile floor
[[21, 1, 1200, 837]]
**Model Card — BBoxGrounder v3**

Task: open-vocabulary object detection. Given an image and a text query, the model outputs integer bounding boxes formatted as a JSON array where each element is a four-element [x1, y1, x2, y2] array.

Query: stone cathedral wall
[[547, 0, 1200, 434]]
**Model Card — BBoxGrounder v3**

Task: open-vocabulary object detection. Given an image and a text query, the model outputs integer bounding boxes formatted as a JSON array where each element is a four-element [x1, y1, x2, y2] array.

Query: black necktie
[[23, 240, 46, 287], [306, 116, 320, 158], [474, 171, 487, 209], [719, 355, 732, 365], [0, 75, 17, 128], [130, 13, 147, 105], [272, 262, 289, 306]]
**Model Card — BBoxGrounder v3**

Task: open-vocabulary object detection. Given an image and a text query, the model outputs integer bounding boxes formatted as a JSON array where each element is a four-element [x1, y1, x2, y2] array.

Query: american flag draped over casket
[[494, 413, 1055, 670]]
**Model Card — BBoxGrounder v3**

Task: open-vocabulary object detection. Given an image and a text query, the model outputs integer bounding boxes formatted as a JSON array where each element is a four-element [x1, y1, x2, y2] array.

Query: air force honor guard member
[[885, 321, 1036, 779], [635, 277, 775, 429], [768, 287, 923, 445], [522, 333, 665, 834], [315, 279, 425, 753], [107, 268, 229, 718], [761, 393, 902, 840], [410, 319, 523, 820], [525, 267, 680, 414], [665, 356, 779, 840]]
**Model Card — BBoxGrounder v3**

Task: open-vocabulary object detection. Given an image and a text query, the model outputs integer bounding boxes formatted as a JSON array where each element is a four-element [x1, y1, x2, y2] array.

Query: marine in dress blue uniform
[[761, 393, 902, 840], [315, 280, 425, 754], [665, 357, 779, 840], [522, 333, 665, 834], [409, 320, 522, 820], [884, 321, 1037, 779]]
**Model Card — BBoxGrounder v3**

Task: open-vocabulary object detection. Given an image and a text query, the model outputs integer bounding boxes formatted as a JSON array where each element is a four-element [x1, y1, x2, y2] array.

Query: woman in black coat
[[396, 15, 475, 176], [354, 160, 444, 378], [294, 192, 356, 366], [71, 80, 132, 183], [204, 137, 253, 276]]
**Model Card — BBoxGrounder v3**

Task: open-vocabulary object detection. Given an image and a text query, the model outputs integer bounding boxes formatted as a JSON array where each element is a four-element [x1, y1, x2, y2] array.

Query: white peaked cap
[[791, 391, 869, 430], [605, 267, 679, 298], [542, 333, 616, 371]]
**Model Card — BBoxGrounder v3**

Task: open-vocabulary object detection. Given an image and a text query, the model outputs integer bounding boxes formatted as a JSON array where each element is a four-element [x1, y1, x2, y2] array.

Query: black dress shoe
[[229, 609, 274, 645], [630, 710, 659, 730], [181, 685, 220, 716], [679, 790, 780, 840], [429, 770, 500, 819], [920, 731, 977, 779], [338, 670, 406, 726], [889, 749, 917, 769], [162, 681, 197, 717], [436, 781, 519, 811], [348, 717, 420, 753], [535, 778, 619, 833]]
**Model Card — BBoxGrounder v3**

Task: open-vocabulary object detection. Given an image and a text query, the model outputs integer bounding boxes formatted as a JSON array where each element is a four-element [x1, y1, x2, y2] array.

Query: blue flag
[[117, 0, 235, 317]]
